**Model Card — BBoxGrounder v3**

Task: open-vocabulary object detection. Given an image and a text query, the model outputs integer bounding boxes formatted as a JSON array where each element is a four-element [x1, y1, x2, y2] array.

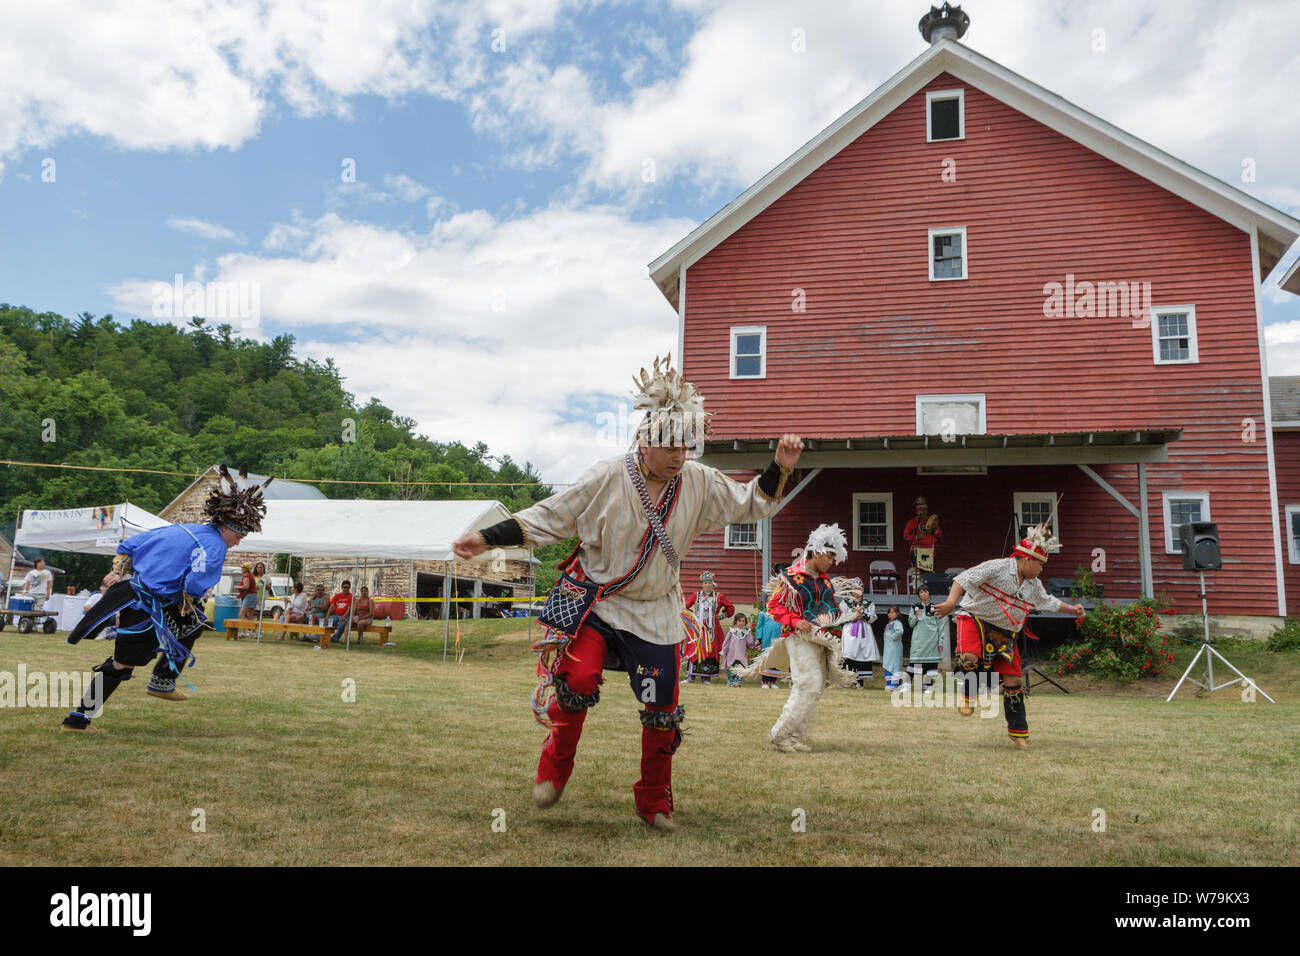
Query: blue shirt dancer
[[61, 465, 272, 732]]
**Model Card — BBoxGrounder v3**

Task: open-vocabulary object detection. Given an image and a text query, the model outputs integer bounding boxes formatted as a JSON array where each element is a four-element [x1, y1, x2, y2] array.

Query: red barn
[[649, 27, 1300, 620]]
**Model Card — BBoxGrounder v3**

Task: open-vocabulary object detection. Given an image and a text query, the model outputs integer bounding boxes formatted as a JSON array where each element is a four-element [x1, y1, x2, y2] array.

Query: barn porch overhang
[[697, 428, 1181, 471], [707, 428, 1182, 604]]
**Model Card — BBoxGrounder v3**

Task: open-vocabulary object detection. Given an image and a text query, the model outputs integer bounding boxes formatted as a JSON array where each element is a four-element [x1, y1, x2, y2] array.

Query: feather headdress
[[631, 354, 710, 447], [1012, 518, 1059, 564], [802, 523, 848, 564], [204, 463, 273, 535]]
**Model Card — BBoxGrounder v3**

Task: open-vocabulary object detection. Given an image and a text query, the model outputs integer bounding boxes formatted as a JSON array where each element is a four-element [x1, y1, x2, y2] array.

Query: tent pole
[[5, 508, 21, 616], [255, 555, 268, 647], [345, 557, 357, 652], [408, 559, 415, 621], [527, 549, 534, 645], [443, 557, 453, 663]]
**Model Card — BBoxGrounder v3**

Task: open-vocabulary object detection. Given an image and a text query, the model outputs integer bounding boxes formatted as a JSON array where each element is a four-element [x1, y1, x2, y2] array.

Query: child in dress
[[835, 576, 879, 686], [907, 584, 945, 690], [721, 613, 756, 686], [882, 604, 906, 690]]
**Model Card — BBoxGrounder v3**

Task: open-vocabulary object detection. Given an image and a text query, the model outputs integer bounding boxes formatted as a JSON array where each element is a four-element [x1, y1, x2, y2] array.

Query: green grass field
[[2, 618, 1297, 866]]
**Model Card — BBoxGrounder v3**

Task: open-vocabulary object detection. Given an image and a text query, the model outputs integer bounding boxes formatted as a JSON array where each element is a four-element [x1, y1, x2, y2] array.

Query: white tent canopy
[[235, 499, 532, 562], [15, 501, 170, 555]]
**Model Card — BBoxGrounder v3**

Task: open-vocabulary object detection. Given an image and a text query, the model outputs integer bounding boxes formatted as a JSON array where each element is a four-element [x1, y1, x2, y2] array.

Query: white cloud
[[383, 173, 434, 202], [455, 0, 1300, 222], [167, 217, 242, 243], [108, 203, 696, 481], [1265, 319, 1300, 375], [0, 0, 569, 162]]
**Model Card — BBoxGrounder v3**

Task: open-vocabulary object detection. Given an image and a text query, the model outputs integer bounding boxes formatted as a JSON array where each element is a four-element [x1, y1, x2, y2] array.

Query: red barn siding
[[680, 73, 1276, 615], [1275, 431, 1300, 615]]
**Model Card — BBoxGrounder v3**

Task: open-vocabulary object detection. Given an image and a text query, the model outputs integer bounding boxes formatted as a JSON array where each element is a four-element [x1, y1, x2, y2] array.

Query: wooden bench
[[223, 618, 392, 648], [351, 623, 393, 645], [225, 619, 331, 644]]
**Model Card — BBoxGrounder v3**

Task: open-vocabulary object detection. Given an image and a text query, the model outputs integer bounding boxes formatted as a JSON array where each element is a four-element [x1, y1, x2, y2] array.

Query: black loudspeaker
[[1179, 522, 1221, 571]]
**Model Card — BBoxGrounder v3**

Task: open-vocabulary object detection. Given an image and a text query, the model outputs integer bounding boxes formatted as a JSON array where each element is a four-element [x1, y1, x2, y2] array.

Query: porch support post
[[1138, 462, 1153, 599], [1077, 463, 1153, 599], [760, 517, 772, 583]]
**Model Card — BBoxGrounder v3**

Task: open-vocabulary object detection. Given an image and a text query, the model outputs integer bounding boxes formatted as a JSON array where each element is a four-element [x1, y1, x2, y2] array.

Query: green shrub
[[1049, 597, 1174, 681], [1266, 618, 1300, 653], [1068, 565, 1104, 599]]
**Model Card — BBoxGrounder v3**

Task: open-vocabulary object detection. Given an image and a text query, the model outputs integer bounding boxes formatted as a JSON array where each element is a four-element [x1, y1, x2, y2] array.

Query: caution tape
[[371, 596, 538, 603]]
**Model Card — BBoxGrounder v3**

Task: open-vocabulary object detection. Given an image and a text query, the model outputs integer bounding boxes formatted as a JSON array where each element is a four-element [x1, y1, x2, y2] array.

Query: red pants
[[536, 621, 683, 822], [955, 615, 1022, 679]]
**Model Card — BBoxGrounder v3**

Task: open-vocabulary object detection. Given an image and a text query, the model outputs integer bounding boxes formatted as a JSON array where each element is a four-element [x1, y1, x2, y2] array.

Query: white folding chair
[[869, 560, 899, 595]]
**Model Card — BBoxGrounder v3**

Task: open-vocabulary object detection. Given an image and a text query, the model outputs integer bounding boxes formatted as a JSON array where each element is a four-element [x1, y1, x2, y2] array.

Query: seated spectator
[[284, 581, 309, 625], [326, 580, 353, 644], [351, 586, 375, 641], [306, 585, 329, 626]]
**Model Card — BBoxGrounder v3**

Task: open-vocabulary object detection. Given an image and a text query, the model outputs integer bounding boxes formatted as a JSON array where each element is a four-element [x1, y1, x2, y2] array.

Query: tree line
[[0, 304, 573, 592]]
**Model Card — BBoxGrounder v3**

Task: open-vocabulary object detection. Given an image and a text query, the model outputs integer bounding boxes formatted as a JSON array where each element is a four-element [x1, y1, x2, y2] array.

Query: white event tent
[[7, 501, 171, 623], [236, 498, 535, 656], [14, 501, 170, 555], [10, 498, 533, 655]]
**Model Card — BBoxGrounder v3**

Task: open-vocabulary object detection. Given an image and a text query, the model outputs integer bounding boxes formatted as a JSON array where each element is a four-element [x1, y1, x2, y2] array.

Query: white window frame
[[915, 393, 987, 435], [724, 522, 762, 551], [1163, 492, 1211, 554], [1286, 505, 1300, 564], [1151, 305, 1199, 365], [928, 226, 967, 281], [926, 88, 965, 142], [1013, 492, 1062, 551], [852, 492, 894, 552], [730, 325, 767, 379]]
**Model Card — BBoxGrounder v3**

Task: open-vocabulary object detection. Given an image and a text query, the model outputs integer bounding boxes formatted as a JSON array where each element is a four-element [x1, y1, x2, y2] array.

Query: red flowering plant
[[1049, 597, 1175, 681]]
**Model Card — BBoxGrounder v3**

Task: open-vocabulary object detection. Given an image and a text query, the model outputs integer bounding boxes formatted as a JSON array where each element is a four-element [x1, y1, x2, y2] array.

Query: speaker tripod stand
[[1020, 624, 1068, 695], [1167, 571, 1274, 702]]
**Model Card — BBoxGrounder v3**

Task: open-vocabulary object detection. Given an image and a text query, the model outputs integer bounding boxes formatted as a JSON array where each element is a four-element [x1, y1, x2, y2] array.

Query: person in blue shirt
[[61, 465, 272, 732]]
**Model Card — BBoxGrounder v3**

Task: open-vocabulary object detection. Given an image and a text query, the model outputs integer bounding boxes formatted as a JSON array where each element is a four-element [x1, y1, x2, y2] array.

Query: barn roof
[[161, 465, 327, 519], [648, 39, 1300, 309], [1270, 377, 1300, 425]]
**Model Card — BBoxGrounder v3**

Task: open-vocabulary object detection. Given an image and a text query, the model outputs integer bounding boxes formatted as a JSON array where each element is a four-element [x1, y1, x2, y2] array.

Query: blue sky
[[1, 0, 1297, 482]]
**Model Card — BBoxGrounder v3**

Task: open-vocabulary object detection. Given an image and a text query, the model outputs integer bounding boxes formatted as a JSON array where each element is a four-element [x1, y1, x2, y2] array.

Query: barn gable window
[[928, 227, 967, 281], [852, 493, 894, 551], [730, 325, 767, 379], [1163, 492, 1210, 554], [926, 89, 964, 141], [725, 522, 761, 550], [1151, 306, 1198, 365], [916, 393, 986, 435]]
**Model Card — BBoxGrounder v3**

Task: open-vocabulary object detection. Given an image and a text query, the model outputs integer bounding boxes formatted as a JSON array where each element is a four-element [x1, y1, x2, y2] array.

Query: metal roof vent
[[919, 3, 970, 44]]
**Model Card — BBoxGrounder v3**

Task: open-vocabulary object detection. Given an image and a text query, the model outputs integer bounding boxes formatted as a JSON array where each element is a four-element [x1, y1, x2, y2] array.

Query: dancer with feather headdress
[[734, 524, 859, 753], [930, 518, 1085, 749], [60, 465, 271, 732], [453, 355, 804, 831]]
